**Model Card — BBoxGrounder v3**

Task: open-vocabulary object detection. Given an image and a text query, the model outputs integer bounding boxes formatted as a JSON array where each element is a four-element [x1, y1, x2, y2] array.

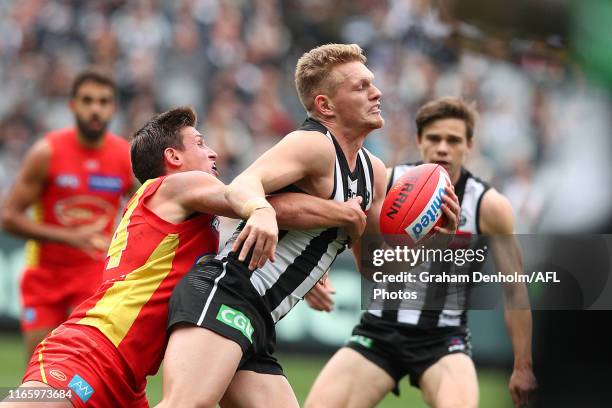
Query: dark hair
[[71, 69, 117, 98], [130, 107, 196, 184], [415, 97, 478, 141]]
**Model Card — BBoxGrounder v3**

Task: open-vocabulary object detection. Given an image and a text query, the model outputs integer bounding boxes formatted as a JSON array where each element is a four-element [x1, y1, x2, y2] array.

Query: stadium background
[[1, 0, 611, 406]]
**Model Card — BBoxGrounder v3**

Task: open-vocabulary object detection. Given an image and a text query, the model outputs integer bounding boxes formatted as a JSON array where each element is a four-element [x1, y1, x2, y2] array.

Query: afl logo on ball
[[50, 369, 67, 382]]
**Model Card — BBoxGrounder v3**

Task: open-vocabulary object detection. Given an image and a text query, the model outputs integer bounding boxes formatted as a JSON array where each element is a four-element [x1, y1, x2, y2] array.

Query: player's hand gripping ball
[[380, 163, 452, 246]]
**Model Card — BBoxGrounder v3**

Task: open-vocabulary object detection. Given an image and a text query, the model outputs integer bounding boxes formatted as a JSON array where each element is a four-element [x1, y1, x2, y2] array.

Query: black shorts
[[168, 255, 283, 376], [345, 312, 472, 395]]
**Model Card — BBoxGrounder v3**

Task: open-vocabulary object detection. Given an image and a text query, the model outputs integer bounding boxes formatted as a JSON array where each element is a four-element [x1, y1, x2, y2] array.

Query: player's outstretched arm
[[153, 170, 237, 220], [0, 139, 108, 254], [481, 189, 537, 407], [154, 171, 366, 237], [226, 131, 336, 270]]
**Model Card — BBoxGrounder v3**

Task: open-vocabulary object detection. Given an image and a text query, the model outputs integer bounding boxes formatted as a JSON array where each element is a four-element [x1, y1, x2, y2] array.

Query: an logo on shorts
[[68, 374, 95, 403], [23, 307, 36, 324], [448, 336, 466, 353], [216, 304, 254, 343], [50, 369, 67, 382], [348, 335, 373, 349]]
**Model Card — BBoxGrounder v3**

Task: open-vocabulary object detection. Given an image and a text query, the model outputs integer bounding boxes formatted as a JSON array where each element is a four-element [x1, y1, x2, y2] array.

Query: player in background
[[0, 106, 366, 408], [0, 70, 134, 359], [158, 44, 461, 408], [305, 97, 537, 408]]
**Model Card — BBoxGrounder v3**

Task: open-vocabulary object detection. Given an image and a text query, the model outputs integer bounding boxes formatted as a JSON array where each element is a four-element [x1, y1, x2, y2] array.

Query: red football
[[380, 163, 451, 245]]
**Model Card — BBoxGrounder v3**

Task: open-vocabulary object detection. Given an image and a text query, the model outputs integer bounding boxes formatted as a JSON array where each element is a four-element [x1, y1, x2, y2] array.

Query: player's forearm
[[504, 308, 534, 369], [269, 193, 355, 230], [352, 242, 367, 278], [495, 236, 533, 367], [1, 211, 70, 244], [503, 283, 534, 369], [352, 239, 392, 282], [225, 174, 270, 218], [352, 197, 385, 281]]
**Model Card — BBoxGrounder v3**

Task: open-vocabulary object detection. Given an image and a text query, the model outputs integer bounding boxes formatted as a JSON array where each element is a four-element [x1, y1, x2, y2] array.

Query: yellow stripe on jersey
[[38, 337, 48, 384], [78, 232, 179, 347], [24, 203, 43, 267], [107, 178, 156, 269]]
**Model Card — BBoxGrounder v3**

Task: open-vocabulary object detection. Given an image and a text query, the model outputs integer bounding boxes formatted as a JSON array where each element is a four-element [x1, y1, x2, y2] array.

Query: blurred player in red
[[0, 107, 365, 408], [1, 70, 133, 359]]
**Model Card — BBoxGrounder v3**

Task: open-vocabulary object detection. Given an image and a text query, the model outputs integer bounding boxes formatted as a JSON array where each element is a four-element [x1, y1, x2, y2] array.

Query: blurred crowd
[[0, 0, 608, 232]]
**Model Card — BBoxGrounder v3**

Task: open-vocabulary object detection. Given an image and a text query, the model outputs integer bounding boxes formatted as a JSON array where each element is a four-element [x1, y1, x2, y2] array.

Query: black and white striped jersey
[[217, 117, 375, 323], [369, 162, 490, 328]]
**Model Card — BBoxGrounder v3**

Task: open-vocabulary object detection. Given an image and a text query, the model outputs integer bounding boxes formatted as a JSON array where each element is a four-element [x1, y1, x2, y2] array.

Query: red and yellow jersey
[[66, 177, 220, 383], [25, 128, 133, 268]]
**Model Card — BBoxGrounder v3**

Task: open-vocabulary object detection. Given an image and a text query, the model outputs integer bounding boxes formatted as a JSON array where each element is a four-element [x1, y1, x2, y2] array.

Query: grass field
[[0, 333, 513, 407]]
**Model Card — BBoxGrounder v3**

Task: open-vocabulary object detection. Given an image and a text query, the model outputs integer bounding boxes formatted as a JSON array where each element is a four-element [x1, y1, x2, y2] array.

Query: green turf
[[0, 334, 512, 407]]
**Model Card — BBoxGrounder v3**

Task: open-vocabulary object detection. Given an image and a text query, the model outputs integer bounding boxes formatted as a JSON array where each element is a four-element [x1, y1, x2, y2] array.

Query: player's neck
[[76, 131, 105, 149], [329, 128, 365, 170], [317, 118, 367, 169], [450, 168, 462, 185]]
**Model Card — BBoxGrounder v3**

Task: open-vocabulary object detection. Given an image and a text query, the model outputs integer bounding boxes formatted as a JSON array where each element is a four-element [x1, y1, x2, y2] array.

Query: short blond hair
[[295, 43, 367, 113]]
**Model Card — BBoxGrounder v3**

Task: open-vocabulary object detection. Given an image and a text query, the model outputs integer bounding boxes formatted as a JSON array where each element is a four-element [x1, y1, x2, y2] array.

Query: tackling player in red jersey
[[1, 71, 133, 359], [1, 107, 365, 408]]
